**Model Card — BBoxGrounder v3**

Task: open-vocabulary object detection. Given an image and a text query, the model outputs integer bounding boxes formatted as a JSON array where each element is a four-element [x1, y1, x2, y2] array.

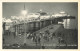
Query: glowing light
[[67, 19, 70, 28], [60, 11, 65, 14], [5, 19, 13, 23], [21, 10, 27, 15], [55, 14, 62, 17], [58, 22, 63, 24], [2, 17, 6, 22], [63, 19, 70, 29], [40, 9, 42, 12], [52, 14, 62, 18], [40, 15, 50, 20], [68, 15, 70, 16]]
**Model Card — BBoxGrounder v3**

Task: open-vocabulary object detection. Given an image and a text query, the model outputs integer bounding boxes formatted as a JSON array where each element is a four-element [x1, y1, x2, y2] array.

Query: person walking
[[35, 36, 37, 46], [58, 37, 61, 46], [38, 37, 41, 44]]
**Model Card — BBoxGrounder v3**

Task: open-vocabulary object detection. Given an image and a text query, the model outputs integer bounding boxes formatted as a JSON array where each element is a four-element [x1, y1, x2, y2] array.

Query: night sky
[[2, 2, 78, 29]]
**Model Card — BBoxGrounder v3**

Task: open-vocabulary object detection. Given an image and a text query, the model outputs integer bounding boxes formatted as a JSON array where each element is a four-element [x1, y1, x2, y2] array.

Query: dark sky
[[3, 2, 78, 29]]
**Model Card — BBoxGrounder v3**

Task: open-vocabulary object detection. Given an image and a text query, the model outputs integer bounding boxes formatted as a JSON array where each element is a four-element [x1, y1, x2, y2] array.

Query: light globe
[[22, 10, 27, 15]]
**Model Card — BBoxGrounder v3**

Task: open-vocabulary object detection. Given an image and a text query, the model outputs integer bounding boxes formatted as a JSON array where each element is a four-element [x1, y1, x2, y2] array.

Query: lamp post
[[21, 4, 28, 44]]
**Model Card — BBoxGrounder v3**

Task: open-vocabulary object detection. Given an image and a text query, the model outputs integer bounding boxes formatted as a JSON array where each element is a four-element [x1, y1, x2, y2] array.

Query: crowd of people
[[26, 29, 67, 47], [26, 30, 57, 45]]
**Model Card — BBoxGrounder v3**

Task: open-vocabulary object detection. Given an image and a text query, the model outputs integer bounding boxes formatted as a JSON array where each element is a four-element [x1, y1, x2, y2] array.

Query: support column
[[46, 20, 48, 26], [50, 20, 53, 24], [30, 22, 33, 32], [48, 20, 51, 25], [38, 22, 40, 30], [40, 21, 42, 28], [41, 21, 44, 28], [27, 23, 29, 32], [20, 24, 22, 34], [18, 25, 19, 34], [33, 22, 36, 32], [25, 23, 27, 33], [19, 24, 20, 34], [16, 25, 18, 36], [52, 20, 54, 24], [43, 21, 46, 27], [29, 23, 31, 32], [36, 22, 38, 30], [40, 21, 42, 29]]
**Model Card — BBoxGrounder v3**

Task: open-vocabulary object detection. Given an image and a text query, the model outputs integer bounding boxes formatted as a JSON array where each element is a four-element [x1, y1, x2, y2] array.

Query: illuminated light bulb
[[21, 10, 27, 15], [60, 11, 65, 14]]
